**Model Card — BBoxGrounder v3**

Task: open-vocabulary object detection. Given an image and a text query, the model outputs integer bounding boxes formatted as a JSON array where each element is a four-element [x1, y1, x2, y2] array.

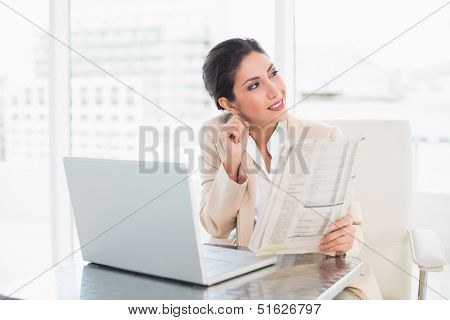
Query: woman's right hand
[[218, 114, 250, 182]]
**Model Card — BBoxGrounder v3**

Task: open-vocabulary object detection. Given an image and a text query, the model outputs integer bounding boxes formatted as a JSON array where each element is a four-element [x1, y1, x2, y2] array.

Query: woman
[[199, 38, 382, 300]]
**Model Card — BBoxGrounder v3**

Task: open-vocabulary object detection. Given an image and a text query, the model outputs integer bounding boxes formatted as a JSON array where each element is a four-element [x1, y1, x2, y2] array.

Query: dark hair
[[202, 38, 268, 110]]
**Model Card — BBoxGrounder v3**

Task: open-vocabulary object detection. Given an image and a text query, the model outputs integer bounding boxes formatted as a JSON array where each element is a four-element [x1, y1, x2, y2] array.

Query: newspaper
[[248, 136, 365, 256]]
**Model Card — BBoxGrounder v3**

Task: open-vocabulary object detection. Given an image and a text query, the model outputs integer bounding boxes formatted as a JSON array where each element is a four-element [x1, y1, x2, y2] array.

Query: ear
[[217, 97, 239, 115]]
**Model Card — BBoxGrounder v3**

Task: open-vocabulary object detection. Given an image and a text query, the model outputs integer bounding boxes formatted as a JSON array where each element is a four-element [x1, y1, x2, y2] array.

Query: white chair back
[[324, 119, 413, 299]]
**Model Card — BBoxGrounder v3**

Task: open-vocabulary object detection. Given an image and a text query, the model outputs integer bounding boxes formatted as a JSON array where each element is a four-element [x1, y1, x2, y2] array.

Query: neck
[[249, 121, 278, 149]]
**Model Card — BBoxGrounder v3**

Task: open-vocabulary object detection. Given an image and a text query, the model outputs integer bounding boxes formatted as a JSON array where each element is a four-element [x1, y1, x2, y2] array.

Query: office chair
[[326, 119, 447, 299]]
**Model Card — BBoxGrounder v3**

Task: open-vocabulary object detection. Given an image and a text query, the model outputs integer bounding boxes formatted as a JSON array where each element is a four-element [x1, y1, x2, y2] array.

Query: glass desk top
[[1, 253, 362, 300]]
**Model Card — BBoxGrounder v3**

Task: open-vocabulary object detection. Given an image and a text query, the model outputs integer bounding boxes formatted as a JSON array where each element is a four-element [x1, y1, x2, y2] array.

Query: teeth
[[270, 100, 282, 110]]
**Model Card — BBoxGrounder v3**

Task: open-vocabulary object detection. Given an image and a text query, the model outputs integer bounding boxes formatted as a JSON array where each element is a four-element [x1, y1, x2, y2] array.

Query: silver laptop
[[63, 157, 277, 286]]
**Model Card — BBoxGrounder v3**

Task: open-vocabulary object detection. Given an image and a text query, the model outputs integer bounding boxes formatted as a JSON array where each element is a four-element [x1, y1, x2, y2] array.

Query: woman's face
[[228, 51, 287, 126]]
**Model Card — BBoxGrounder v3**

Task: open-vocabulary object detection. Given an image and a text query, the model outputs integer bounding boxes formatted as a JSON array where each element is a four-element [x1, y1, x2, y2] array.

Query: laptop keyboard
[[201, 246, 233, 269], [203, 258, 229, 269]]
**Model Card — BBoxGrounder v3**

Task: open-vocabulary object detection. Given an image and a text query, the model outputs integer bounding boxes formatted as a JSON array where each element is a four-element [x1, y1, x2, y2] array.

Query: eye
[[248, 82, 259, 90], [247, 70, 278, 91]]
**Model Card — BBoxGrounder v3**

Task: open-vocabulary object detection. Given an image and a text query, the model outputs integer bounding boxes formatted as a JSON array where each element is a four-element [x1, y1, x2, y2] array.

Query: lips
[[268, 98, 285, 111]]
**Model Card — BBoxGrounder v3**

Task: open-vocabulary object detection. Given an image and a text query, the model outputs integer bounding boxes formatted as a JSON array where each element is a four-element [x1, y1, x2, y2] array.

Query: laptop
[[63, 157, 277, 286]]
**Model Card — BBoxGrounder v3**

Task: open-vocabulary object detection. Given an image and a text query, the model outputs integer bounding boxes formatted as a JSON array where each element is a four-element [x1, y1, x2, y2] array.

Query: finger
[[233, 132, 239, 144], [321, 228, 347, 245], [319, 234, 352, 252], [323, 244, 351, 254], [219, 129, 238, 141], [237, 116, 249, 127], [223, 125, 241, 139], [233, 114, 246, 127], [233, 118, 250, 142], [227, 123, 243, 133], [241, 122, 250, 139], [320, 237, 353, 252], [328, 216, 353, 231], [321, 225, 354, 245], [320, 235, 346, 251], [322, 240, 353, 253], [238, 120, 250, 139], [219, 128, 240, 144], [233, 115, 250, 131]]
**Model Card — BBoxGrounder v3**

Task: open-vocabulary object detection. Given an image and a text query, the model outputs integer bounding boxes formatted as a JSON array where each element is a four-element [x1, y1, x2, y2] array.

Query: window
[[110, 87, 119, 106], [294, 0, 450, 193], [80, 87, 87, 105], [94, 87, 103, 105], [0, 0, 52, 281]]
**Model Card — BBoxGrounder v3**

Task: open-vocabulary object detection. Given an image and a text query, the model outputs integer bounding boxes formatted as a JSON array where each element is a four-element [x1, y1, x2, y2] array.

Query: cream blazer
[[199, 112, 383, 300]]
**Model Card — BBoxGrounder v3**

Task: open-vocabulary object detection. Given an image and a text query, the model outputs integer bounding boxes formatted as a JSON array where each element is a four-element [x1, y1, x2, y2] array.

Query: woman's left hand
[[319, 216, 355, 256]]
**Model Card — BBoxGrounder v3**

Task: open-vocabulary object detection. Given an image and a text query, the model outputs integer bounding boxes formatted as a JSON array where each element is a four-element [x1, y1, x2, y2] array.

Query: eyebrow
[[241, 63, 274, 87]]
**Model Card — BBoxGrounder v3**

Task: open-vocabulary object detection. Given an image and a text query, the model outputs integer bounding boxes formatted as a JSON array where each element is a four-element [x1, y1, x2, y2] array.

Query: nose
[[266, 80, 280, 100]]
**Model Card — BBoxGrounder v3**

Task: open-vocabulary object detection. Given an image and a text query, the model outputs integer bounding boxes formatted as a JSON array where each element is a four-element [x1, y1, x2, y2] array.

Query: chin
[[256, 113, 287, 127], [276, 111, 288, 121], [250, 109, 289, 126], [268, 111, 288, 123]]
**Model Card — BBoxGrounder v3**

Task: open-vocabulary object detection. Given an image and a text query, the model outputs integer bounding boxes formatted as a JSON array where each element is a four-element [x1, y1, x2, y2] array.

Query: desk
[[1, 253, 362, 300]]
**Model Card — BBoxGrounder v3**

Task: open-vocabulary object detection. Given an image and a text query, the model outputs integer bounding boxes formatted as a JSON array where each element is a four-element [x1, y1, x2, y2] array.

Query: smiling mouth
[[268, 98, 285, 111]]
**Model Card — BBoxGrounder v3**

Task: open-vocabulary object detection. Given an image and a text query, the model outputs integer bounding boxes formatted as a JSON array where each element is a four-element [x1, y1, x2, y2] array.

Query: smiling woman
[[198, 38, 383, 300]]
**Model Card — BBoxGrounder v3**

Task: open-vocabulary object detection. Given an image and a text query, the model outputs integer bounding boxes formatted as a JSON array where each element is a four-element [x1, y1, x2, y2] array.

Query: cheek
[[239, 92, 267, 116]]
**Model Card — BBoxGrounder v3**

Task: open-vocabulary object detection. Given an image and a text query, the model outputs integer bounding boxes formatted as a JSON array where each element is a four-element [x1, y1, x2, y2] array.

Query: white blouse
[[245, 120, 288, 223]]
